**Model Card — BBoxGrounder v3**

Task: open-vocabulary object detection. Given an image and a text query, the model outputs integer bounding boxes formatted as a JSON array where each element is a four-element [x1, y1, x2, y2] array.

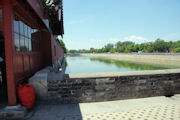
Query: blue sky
[[61, 0, 180, 50]]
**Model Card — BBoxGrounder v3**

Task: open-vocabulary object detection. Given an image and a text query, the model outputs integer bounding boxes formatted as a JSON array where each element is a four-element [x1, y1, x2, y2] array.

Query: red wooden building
[[0, 0, 64, 106]]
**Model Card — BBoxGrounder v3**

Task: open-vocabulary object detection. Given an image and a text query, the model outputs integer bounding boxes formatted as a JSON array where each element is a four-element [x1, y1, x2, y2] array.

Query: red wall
[[41, 31, 52, 66], [41, 31, 64, 65], [14, 32, 43, 83], [0, 6, 3, 32], [13, 31, 64, 83], [11, 2, 64, 83], [50, 35, 64, 63]]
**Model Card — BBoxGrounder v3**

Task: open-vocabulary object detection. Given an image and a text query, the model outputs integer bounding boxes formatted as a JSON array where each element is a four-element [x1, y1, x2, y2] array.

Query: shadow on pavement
[[27, 103, 83, 120]]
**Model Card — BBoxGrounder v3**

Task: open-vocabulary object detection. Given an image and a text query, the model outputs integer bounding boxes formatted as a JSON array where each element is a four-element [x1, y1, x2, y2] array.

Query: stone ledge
[[69, 69, 180, 78]]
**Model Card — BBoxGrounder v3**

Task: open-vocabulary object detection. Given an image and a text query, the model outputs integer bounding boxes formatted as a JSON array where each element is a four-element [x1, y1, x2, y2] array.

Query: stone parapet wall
[[47, 69, 180, 103]]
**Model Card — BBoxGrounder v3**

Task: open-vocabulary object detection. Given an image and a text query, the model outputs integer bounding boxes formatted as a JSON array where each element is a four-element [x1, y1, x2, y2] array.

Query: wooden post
[[3, 0, 17, 106]]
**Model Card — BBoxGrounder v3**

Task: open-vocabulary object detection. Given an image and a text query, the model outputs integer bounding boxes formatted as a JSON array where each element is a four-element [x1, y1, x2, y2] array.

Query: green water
[[65, 56, 170, 74]]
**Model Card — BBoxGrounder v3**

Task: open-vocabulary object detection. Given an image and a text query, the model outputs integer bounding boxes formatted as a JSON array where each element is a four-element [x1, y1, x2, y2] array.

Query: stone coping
[[69, 69, 180, 79]]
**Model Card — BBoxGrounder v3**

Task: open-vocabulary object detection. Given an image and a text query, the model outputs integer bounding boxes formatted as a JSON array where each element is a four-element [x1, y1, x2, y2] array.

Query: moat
[[65, 56, 172, 74]]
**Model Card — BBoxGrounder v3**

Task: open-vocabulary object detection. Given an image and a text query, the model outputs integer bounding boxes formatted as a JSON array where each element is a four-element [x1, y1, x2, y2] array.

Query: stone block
[[0, 104, 26, 119], [95, 78, 114, 85], [29, 68, 49, 100]]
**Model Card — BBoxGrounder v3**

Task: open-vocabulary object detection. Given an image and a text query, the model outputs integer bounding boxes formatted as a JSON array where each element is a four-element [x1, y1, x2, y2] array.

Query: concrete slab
[[28, 94, 180, 120], [48, 72, 64, 81], [69, 69, 180, 78]]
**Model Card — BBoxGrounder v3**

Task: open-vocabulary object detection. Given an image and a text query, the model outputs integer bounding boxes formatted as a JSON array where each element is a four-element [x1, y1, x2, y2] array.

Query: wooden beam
[[13, 1, 39, 29]]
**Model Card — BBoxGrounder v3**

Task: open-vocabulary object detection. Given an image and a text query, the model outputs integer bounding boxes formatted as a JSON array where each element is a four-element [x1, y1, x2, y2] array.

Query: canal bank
[[80, 53, 180, 68]]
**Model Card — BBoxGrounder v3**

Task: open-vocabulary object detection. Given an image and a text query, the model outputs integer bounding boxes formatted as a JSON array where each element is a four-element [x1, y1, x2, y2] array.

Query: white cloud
[[108, 36, 148, 44], [124, 35, 148, 43]]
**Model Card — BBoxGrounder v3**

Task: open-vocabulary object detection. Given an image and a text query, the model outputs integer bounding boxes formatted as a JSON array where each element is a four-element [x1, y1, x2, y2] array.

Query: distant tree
[[116, 46, 125, 52], [153, 39, 169, 52], [110, 48, 116, 53], [124, 45, 134, 53], [104, 43, 114, 52], [171, 40, 180, 49], [90, 48, 95, 53], [139, 43, 146, 52], [59, 39, 67, 54], [146, 42, 154, 53], [115, 41, 135, 53], [115, 41, 123, 48], [133, 44, 140, 52], [72, 39, 180, 54], [174, 47, 180, 52], [122, 41, 134, 47], [69, 49, 77, 53]]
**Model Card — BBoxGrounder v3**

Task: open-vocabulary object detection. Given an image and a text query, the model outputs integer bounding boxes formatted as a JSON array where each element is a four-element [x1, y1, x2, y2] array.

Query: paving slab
[[28, 94, 180, 120]]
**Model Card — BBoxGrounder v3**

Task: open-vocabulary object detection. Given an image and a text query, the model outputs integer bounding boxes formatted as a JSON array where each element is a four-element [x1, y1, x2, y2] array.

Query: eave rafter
[[39, 0, 64, 36]]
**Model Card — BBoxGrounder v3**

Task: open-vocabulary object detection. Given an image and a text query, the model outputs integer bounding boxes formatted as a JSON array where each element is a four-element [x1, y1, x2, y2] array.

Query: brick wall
[[47, 70, 180, 104]]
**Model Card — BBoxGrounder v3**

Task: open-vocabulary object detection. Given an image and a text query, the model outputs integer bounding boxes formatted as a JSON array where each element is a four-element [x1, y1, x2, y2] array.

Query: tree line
[[59, 39, 67, 54], [69, 38, 180, 53]]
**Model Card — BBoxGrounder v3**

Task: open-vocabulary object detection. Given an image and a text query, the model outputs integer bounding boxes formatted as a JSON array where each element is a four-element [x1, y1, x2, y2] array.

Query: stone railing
[[47, 69, 180, 103]]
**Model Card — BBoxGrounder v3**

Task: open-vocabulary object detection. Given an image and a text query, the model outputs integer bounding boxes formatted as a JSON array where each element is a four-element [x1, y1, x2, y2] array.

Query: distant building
[[171, 50, 175, 53], [0, 0, 64, 106]]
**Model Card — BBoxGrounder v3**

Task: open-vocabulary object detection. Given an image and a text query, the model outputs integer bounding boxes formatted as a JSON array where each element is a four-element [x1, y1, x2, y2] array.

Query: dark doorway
[[0, 41, 7, 102]]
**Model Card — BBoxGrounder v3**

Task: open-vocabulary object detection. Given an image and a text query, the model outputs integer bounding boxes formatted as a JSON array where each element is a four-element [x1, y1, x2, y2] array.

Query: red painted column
[[3, 0, 17, 106]]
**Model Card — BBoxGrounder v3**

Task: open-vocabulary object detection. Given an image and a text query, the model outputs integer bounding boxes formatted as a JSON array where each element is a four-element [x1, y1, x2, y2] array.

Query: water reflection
[[66, 56, 171, 74], [90, 57, 169, 71]]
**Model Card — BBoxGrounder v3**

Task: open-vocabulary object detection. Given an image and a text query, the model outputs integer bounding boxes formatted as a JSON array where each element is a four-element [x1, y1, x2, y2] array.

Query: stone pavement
[[28, 94, 180, 120]]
